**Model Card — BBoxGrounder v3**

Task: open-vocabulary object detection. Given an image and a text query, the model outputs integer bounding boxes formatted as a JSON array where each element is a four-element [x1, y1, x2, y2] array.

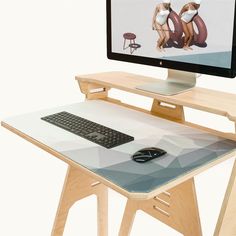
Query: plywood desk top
[[2, 100, 236, 199], [76, 71, 236, 122]]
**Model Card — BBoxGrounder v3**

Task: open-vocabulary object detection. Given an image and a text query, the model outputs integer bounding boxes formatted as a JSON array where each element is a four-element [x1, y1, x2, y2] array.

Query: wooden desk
[[2, 72, 236, 236]]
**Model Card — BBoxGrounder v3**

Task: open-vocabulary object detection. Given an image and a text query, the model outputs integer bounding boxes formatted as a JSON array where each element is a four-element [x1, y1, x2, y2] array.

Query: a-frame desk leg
[[119, 178, 202, 236], [51, 165, 108, 236], [214, 159, 236, 236]]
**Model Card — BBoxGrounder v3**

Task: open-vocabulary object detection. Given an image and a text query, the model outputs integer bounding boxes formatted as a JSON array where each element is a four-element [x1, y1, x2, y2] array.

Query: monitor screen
[[107, 0, 236, 77]]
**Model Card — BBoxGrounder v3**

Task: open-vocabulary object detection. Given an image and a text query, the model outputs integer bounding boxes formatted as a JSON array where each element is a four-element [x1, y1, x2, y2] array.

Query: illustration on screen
[[112, 0, 235, 68]]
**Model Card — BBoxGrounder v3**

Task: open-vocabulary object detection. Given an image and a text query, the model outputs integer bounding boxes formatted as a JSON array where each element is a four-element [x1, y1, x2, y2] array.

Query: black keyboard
[[41, 111, 134, 149]]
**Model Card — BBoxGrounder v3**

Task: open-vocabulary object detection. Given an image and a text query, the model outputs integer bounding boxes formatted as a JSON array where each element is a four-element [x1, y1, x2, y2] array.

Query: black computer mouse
[[132, 147, 167, 163]]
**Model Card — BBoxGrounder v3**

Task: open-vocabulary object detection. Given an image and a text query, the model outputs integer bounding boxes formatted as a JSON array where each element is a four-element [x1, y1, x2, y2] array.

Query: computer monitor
[[107, 0, 236, 95]]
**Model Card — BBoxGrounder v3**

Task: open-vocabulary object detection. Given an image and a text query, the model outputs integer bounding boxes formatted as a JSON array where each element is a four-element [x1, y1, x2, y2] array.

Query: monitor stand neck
[[136, 69, 197, 96]]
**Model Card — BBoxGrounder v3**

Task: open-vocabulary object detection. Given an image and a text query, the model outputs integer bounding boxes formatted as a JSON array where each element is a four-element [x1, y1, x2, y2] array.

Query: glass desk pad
[[4, 100, 236, 193]]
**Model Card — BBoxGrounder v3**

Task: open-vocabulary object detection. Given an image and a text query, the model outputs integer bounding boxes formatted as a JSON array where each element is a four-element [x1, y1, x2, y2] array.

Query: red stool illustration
[[129, 43, 141, 54], [123, 33, 141, 54], [123, 33, 136, 49]]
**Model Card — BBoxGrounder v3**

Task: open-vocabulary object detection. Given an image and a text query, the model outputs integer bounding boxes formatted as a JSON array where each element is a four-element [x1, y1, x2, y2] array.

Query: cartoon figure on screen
[[178, 0, 208, 50], [179, 0, 205, 50], [180, 0, 201, 50], [152, 0, 171, 52]]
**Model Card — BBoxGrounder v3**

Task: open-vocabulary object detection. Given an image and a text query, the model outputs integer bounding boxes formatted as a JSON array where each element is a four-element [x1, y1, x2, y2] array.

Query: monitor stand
[[136, 69, 197, 96]]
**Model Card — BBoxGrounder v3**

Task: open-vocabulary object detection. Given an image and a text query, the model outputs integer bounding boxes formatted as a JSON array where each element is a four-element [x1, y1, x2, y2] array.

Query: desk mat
[[4, 100, 236, 193], [63, 129, 236, 193]]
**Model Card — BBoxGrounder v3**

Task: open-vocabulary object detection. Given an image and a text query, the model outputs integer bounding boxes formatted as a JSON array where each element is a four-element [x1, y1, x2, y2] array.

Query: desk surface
[[3, 100, 236, 198]]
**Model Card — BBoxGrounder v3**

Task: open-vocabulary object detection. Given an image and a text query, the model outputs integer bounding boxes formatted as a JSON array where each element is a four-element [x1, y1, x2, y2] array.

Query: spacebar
[[53, 123, 88, 135]]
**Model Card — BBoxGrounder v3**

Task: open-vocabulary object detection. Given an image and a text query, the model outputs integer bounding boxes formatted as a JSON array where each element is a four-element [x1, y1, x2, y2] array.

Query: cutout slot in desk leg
[[119, 178, 202, 236], [51, 165, 108, 236]]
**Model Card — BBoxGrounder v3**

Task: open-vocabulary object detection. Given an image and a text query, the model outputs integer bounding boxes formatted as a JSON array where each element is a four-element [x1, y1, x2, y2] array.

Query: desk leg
[[97, 186, 108, 236], [119, 200, 138, 236], [214, 159, 236, 236], [119, 178, 202, 236], [51, 165, 108, 236]]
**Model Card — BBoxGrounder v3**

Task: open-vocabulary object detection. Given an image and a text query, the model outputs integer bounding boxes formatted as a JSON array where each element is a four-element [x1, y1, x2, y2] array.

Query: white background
[[0, 1, 236, 235]]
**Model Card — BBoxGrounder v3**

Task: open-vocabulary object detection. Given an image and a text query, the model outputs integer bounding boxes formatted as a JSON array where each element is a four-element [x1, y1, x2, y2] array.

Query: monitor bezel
[[107, 0, 236, 78]]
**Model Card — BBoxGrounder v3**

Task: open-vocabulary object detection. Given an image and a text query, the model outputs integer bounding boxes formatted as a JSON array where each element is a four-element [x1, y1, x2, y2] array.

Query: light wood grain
[[169, 178, 202, 236], [151, 99, 185, 122], [76, 71, 236, 122], [79, 81, 110, 100], [97, 186, 108, 236], [119, 178, 202, 236], [214, 122, 236, 236], [214, 159, 236, 236], [51, 165, 108, 236], [118, 200, 138, 236]]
